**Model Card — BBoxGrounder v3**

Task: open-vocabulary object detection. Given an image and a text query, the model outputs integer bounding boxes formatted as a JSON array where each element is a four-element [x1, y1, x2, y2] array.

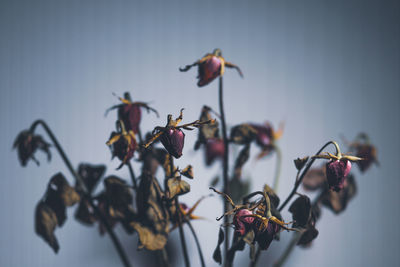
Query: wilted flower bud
[[180, 49, 243, 87], [205, 138, 225, 165], [326, 159, 351, 192], [233, 209, 255, 236], [160, 128, 185, 158], [254, 220, 281, 250], [106, 123, 137, 170], [118, 99, 142, 134], [13, 130, 51, 166]]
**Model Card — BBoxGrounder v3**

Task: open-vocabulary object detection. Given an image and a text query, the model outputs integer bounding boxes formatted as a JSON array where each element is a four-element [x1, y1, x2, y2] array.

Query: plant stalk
[[127, 162, 137, 190], [218, 76, 230, 265]]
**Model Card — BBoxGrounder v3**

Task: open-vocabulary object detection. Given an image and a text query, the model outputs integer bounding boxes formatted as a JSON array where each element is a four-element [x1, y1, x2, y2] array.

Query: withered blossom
[[326, 159, 352, 192], [205, 138, 225, 166], [144, 109, 215, 158], [13, 130, 51, 166], [106, 92, 158, 134], [347, 133, 378, 173], [321, 174, 357, 214], [250, 122, 283, 159], [106, 120, 137, 169], [179, 48, 243, 87]]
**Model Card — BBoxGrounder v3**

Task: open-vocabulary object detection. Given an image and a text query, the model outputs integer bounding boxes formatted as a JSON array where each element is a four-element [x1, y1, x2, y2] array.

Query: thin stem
[[278, 141, 337, 212], [175, 197, 191, 267], [218, 76, 230, 265], [169, 156, 190, 267], [30, 120, 132, 267], [127, 162, 137, 190], [186, 220, 206, 267], [272, 145, 282, 192], [156, 249, 170, 267], [249, 248, 261, 267]]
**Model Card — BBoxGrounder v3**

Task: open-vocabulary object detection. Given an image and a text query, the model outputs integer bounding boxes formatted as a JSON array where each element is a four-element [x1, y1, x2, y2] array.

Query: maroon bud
[[118, 104, 141, 134], [160, 128, 185, 158], [197, 56, 222, 87], [326, 159, 351, 192], [205, 138, 225, 165], [233, 209, 255, 236]]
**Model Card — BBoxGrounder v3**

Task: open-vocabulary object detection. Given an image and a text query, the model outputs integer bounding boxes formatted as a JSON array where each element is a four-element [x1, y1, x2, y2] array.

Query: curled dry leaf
[[194, 106, 220, 150], [35, 202, 60, 253], [180, 165, 194, 179], [167, 177, 190, 199], [104, 176, 133, 219], [45, 173, 80, 226], [213, 228, 225, 264], [131, 222, 168, 251], [302, 167, 326, 191], [321, 174, 357, 214], [289, 195, 311, 228]]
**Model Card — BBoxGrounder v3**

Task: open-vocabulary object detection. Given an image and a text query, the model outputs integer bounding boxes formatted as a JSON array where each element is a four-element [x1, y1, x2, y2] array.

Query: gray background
[[1, 0, 399, 266]]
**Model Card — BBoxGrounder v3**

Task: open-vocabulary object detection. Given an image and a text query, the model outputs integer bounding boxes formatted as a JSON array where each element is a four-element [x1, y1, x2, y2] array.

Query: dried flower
[[106, 121, 137, 169], [233, 209, 255, 235], [106, 92, 158, 134], [321, 174, 357, 214], [326, 159, 352, 192], [250, 122, 283, 159], [13, 130, 51, 166], [144, 109, 215, 158], [179, 48, 243, 87]]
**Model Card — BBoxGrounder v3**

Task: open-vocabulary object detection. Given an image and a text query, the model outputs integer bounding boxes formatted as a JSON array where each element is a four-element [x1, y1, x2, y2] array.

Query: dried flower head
[[144, 109, 215, 158], [106, 120, 137, 169], [13, 130, 51, 166], [250, 122, 283, 159], [205, 138, 225, 166], [106, 92, 158, 134], [347, 133, 378, 173], [179, 48, 243, 87]]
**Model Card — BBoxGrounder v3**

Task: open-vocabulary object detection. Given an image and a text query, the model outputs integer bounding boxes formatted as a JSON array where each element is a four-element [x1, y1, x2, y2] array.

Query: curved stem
[[272, 145, 282, 192], [30, 120, 132, 267], [278, 141, 337, 212], [186, 220, 206, 267], [127, 162, 137, 190], [218, 76, 230, 265]]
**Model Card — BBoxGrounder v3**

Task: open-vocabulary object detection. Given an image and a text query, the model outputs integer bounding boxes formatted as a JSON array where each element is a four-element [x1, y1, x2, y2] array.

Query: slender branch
[[186, 220, 206, 267], [278, 141, 337, 212], [169, 156, 190, 267], [218, 76, 230, 265], [127, 162, 137, 190], [30, 120, 132, 267], [175, 198, 191, 267], [249, 247, 261, 267], [156, 248, 170, 267]]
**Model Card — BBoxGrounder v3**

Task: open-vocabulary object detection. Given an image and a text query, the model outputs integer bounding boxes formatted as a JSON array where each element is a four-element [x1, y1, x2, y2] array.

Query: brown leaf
[[194, 106, 220, 150], [180, 165, 194, 179], [131, 222, 168, 250], [104, 176, 133, 219], [230, 124, 258, 145], [35, 202, 59, 253], [213, 228, 225, 264], [263, 184, 280, 209], [75, 199, 96, 225], [167, 177, 190, 199], [321, 174, 357, 214], [289, 195, 311, 228], [77, 163, 106, 193], [45, 173, 80, 226], [302, 168, 326, 191]]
